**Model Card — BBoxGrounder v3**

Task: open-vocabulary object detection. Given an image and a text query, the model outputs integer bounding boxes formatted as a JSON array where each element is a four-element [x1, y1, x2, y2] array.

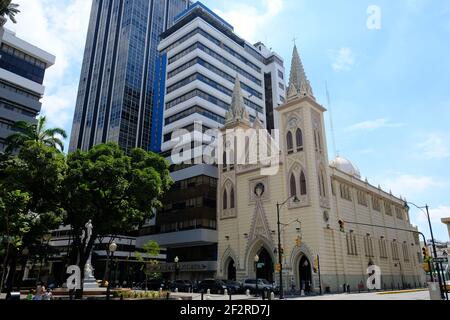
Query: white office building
[[0, 28, 55, 151], [139, 1, 285, 281]]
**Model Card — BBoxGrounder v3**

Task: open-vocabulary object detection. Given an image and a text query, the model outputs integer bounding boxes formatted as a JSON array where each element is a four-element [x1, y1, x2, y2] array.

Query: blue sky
[[6, 0, 450, 241]]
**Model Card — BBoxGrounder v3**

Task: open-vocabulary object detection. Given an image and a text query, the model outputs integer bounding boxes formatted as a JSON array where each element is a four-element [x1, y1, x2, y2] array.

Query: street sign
[[433, 257, 448, 263]]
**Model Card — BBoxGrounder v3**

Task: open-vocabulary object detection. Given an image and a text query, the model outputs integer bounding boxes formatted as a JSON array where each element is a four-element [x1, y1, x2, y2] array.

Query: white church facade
[[216, 45, 425, 294]]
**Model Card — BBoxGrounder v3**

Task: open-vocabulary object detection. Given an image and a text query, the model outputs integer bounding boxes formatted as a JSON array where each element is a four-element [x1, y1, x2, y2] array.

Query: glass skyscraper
[[69, 0, 191, 153]]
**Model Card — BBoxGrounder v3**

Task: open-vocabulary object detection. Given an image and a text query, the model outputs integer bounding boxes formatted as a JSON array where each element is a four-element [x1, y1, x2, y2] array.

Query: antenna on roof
[[326, 81, 338, 158]]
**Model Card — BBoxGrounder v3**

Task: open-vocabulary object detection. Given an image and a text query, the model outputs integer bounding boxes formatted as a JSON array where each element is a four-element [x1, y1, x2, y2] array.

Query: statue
[[80, 220, 98, 289], [80, 219, 93, 247]]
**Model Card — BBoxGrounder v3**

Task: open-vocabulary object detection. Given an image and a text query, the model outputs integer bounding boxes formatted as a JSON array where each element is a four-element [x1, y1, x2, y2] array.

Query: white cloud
[[417, 133, 450, 160], [213, 0, 284, 43], [417, 205, 450, 224], [345, 118, 405, 132], [331, 47, 355, 72], [5, 0, 91, 139], [380, 174, 444, 199]]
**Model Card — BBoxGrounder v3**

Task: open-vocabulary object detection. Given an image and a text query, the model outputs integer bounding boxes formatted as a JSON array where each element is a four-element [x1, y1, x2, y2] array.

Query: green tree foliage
[[135, 241, 161, 290], [63, 143, 172, 285], [0, 1, 20, 24], [0, 189, 30, 292], [4, 116, 68, 153], [0, 142, 66, 294]]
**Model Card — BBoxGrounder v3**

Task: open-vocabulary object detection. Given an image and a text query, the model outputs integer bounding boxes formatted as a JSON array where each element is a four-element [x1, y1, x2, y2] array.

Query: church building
[[216, 45, 425, 293]]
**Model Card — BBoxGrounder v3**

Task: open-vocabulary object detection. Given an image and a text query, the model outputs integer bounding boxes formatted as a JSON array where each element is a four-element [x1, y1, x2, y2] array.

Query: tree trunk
[[5, 248, 18, 299], [0, 241, 10, 293]]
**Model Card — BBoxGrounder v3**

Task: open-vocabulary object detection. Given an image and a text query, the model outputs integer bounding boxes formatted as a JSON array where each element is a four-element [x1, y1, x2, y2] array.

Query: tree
[[135, 241, 161, 291], [4, 116, 68, 153], [63, 143, 172, 293], [0, 142, 66, 296], [0, 1, 19, 24], [0, 190, 30, 294]]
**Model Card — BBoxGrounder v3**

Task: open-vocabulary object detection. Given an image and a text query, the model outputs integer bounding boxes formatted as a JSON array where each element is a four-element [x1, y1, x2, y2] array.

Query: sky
[[5, 0, 450, 241]]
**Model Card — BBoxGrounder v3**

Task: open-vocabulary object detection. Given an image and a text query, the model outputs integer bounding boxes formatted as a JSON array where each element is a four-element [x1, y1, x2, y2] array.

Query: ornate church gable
[[248, 198, 273, 244]]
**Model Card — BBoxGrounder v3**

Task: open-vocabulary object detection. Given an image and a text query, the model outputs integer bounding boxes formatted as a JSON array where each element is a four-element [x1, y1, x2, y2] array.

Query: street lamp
[[404, 201, 445, 299], [106, 242, 117, 300], [254, 254, 260, 297], [174, 256, 180, 282], [276, 195, 300, 300]]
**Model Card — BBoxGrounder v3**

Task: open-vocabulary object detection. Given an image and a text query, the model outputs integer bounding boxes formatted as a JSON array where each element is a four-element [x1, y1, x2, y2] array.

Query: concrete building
[[442, 218, 450, 240], [216, 45, 425, 293], [0, 28, 55, 151], [69, 0, 191, 153], [138, 2, 285, 281]]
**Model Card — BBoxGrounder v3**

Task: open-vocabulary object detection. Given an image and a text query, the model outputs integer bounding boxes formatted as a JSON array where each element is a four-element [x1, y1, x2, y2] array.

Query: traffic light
[[295, 236, 302, 247], [338, 220, 345, 233], [422, 247, 429, 259]]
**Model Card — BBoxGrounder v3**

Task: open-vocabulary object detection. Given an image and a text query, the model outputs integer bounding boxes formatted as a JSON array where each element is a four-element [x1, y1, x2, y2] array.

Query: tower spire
[[226, 76, 250, 125], [287, 44, 315, 100]]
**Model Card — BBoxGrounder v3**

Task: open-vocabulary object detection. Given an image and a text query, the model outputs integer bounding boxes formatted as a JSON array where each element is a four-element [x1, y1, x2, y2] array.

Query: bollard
[[207, 289, 211, 295], [246, 289, 250, 296], [271, 292, 275, 300], [224, 289, 228, 296], [201, 292, 204, 300], [159, 288, 163, 296], [301, 290, 305, 296], [175, 288, 179, 293]]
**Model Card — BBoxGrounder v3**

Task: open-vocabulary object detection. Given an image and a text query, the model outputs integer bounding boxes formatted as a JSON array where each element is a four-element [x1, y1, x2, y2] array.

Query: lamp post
[[174, 256, 180, 281], [404, 202, 445, 299], [276, 195, 300, 300], [254, 254, 259, 297], [106, 242, 117, 300]]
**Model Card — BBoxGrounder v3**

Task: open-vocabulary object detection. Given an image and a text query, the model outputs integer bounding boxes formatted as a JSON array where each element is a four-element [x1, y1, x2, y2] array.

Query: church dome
[[330, 156, 361, 179]]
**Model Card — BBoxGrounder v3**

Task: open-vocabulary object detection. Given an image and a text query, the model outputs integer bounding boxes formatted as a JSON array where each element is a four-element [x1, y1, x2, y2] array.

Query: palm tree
[[0, 1, 20, 24], [5, 116, 68, 153]]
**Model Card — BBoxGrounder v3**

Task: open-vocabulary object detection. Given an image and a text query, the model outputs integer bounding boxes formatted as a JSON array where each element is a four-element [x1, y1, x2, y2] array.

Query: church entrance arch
[[298, 255, 313, 293], [226, 258, 236, 281], [256, 247, 274, 283]]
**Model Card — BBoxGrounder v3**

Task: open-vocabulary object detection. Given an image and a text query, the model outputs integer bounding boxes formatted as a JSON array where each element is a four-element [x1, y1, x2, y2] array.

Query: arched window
[[229, 149, 235, 170], [296, 129, 303, 151], [245, 136, 250, 164], [223, 189, 228, 210], [318, 170, 326, 197], [223, 151, 227, 172], [317, 132, 322, 151], [300, 171, 307, 195], [290, 174, 297, 198], [314, 131, 319, 151], [287, 131, 294, 154], [230, 187, 235, 209]]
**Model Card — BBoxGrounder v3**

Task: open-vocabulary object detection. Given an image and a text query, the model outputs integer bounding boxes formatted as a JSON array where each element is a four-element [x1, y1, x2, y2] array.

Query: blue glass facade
[[69, 0, 190, 153], [0, 43, 46, 84], [150, 53, 167, 153]]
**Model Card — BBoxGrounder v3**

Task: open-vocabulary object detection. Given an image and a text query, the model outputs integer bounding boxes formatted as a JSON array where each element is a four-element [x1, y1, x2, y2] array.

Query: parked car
[[198, 279, 228, 294], [146, 279, 168, 291], [243, 279, 275, 293], [221, 280, 243, 294], [170, 280, 193, 292]]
